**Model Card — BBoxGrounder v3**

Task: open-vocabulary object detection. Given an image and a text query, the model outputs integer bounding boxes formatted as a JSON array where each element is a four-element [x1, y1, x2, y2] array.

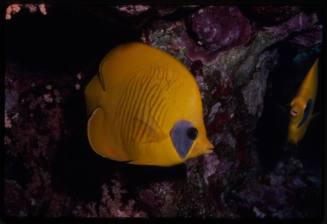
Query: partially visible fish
[[288, 59, 319, 144]]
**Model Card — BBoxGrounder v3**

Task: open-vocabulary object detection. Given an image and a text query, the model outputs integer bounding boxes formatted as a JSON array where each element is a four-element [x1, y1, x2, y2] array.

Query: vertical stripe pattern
[[114, 64, 179, 150]]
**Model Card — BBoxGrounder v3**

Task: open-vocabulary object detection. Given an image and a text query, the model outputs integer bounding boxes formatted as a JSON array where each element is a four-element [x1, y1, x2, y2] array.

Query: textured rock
[[115, 5, 151, 16], [289, 25, 323, 49], [248, 6, 301, 25], [139, 6, 322, 218], [188, 6, 253, 52], [155, 6, 179, 17], [241, 50, 278, 117], [4, 180, 28, 217]]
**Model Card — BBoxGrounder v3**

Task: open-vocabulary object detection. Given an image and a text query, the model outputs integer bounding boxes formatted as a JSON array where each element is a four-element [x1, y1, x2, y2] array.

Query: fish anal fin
[[133, 116, 167, 143], [87, 107, 129, 161]]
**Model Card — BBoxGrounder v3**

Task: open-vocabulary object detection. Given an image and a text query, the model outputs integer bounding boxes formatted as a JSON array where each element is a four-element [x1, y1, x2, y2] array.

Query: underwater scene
[[3, 4, 324, 219]]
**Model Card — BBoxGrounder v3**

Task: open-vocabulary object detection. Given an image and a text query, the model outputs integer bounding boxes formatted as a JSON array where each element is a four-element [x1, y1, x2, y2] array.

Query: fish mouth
[[290, 109, 299, 116], [203, 137, 214, 150], [205, 141, 215, 153], [190, 138, 214, 157]]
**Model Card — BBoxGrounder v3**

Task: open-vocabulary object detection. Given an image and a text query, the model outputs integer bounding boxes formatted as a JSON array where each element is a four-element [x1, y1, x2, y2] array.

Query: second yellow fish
[[84, 42, 214, 166], [288, 59, 319, 145]]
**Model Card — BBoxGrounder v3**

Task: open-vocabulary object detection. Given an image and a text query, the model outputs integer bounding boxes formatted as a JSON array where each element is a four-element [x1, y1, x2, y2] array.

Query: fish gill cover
[[3, 4, 323, 218]]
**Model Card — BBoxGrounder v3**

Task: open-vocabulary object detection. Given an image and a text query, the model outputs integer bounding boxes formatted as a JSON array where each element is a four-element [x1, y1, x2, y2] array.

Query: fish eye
[[187, 127, 198, 140]]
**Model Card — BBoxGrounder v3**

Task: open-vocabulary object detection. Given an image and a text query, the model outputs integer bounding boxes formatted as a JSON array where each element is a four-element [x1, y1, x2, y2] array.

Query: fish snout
[[290, 108, 299, 117], [205, 139, 215, 154], [290, 98, 306, 117], [290, 103, 303, 117], [188, 136, 214, 158]]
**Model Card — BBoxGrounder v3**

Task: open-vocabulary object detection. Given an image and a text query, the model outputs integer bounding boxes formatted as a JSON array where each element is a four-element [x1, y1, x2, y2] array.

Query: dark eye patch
[[170, 120, 196, 159], [298, 99, 313, 128]]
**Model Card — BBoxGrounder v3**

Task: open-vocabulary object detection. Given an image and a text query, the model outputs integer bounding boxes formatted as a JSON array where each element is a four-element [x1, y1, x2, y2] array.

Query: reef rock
[[248, 6, 301, 25], [188, 6, 253, 52]]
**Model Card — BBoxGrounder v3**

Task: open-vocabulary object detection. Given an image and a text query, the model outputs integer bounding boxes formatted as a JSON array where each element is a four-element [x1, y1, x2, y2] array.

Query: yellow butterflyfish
[[288, 59, 319, 145], [84, 42, 214, 166]]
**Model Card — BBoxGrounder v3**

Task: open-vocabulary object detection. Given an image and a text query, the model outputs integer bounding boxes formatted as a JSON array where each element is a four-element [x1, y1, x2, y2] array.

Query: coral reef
[[4, 4, 323, 219], [73, 180, 147, 217]]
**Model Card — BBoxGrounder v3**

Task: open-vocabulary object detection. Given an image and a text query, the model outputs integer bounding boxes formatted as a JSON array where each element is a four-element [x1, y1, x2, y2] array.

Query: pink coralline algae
[[189, 6, 253, 52], [5, 3, 47, 20], [115, 5, 151, 16]]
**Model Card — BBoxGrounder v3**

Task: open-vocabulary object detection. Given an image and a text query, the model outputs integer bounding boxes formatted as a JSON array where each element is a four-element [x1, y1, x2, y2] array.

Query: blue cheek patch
[[298, 99, 313, 128], [170, 120, 194, 159]]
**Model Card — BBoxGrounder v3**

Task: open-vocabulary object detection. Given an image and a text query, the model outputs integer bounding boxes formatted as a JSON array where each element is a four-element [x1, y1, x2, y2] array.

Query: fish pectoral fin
[[87, 107, 129, 161], [133, 116, 167, 143]]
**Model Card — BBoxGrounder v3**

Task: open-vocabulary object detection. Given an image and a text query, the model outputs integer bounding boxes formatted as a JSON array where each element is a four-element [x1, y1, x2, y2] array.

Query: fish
[[84, 42, 214, 166], [288, 59, 319, 145]]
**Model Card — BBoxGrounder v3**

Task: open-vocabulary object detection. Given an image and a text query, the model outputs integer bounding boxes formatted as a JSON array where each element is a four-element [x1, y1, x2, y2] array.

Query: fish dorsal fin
[[87, 107, 129, 161], [98, 72, 106, 91], [132, 115, 167, 143], [85, 74, 106, 115]]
